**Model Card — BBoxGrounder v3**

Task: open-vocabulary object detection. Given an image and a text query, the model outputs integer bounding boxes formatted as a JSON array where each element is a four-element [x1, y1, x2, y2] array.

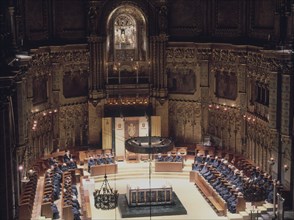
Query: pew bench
[[90, 163, 118, 176], [190, 171, 227, 216], [155, 161, 183, 172]]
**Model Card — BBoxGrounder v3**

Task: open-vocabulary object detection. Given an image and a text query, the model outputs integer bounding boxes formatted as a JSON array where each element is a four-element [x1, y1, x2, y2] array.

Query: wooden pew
[[191, 171, 227, 216], [155, 161, 183, 172], [90, 163, 118, 176], [80, 176, 92, 220], [19, 173, 38, 220], [62, 171, 74, 220], [41, 172, 53, 218]]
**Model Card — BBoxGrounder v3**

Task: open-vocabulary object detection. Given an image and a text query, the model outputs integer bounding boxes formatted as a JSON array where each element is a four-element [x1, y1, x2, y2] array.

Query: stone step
[[239, 211, 250, 220], [246, 209, 261, 219], [227, 213, 243, 220], [93, 173, 190, 182], [257, 205, 268, 214], [263, 203, 274, 211], [260, 213, 272, 220]]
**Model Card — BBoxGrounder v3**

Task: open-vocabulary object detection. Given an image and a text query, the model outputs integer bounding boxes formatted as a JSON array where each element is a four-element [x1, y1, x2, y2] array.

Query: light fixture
[[284, 164, 289, 172], [93, 174, 118, 210], [18, 165, 24, 171], [268, 157, 275, 165]]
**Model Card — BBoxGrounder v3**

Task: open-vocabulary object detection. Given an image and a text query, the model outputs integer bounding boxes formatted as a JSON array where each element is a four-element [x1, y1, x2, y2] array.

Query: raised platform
[[118, 192, 187, 218]]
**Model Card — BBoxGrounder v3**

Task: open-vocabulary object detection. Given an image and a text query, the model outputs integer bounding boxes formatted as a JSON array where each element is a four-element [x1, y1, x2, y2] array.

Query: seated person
[[68, 158, 77, 169], [48, 157, 57, 166], [61, 163, 68, 172], [205, 155, 212, 164], [105, 154, 114, 164], [53, 163, 63, 175], [200, 162, 209, 175], [174, 152, 183, 162], [72, 185, 78, 197], [164, 152, 173, 162], [88, 157, 96, 172], [95, 155, 105, 165], [157, 153, 164, 162], [211, 177, 221, 188], [72, 195, 80, 210], [194, 153, 204, 164], [63, 150, 72, 163], [212, 156, 220, 168], [192, 162, 203, 171], [51, 203, 60, 219]]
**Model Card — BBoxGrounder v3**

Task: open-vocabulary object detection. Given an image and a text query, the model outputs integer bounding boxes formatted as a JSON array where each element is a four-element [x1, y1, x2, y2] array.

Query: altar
[[126, 181, 173, 206]]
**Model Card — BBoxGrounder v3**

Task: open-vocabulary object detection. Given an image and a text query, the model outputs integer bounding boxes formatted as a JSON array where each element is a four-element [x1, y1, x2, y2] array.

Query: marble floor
[[31, 159, 229, 220], [88, 160, 227, 220]]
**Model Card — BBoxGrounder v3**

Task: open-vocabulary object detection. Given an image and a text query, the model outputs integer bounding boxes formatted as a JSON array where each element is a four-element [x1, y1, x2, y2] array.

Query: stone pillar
[[88, 102, 103, 146], [0, 75, 18, 220], [51, 63, 60, 148], [268, 71, 278, 129], [88, 36, 104, 101], [8, 7, 16, 47], [150, 34, 168, 98]]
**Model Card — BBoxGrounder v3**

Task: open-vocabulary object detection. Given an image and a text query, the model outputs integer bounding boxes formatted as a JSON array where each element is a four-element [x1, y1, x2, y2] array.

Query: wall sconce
[[18, 164, 24, 171], [268, 157, 275, 165], [284, 164, 289, 172]]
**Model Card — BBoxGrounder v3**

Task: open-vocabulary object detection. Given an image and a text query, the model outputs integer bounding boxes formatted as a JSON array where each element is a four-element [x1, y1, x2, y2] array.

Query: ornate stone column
[[0, 72, 19, 220]]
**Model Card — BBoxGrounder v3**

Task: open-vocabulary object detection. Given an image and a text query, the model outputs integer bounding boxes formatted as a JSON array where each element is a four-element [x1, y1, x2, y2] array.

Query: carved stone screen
[[216, 71, 237, 100], [167, 67, 196, 94], [33, 76, 47, 105], [63, 70, 88, 98]]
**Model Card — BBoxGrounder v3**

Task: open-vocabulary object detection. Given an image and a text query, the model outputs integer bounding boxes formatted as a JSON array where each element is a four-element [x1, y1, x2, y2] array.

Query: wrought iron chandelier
[[93, 174, 119, 210]]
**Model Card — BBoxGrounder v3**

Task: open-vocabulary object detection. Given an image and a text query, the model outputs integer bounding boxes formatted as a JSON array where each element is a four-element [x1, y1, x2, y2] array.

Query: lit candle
[[148, 60, 151, 83], [118, 62, 121, 84], [106, 63, 108, 84], [136, 61, 139, 84]]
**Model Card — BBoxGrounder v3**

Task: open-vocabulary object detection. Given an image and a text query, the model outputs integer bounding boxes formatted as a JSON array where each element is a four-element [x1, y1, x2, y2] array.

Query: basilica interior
[[0, 0, 294, 220]]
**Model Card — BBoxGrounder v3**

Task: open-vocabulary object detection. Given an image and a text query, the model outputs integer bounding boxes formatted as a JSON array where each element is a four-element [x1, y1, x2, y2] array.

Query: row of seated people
[[48, 150, 78, 170], [197, 161, 243, 213], [43, 167, 63, 202], [42, 156, 80, 219], [233, 157, 283, 202], [63, 173, 81, 220], [156, 152, 183, 162], [42, 168, 62, 219], [87, 154, 115, 172], [193, 154, 279, 204], [79, 149, 112, 164], [19, 171, 38, 220]]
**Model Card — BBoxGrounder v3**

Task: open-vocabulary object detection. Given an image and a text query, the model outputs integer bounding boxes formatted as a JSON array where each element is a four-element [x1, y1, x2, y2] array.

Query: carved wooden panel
[[216, 71, 237, 100], [213, 0, 241, 37], [167, 67, 196, 94], [63, 70, 88, 98], [250, 0, 275, 29], [54, 0, 86, 39], [248, 0, 275, 39], [215, 0, 239, 29], [32, 76, 47, 105], [25, 0, 49, 41], [168, 0, 203, 38]]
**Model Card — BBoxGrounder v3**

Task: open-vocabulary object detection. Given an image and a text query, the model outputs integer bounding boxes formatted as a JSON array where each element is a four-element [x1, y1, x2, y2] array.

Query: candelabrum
[[93, 174, 119, 210]]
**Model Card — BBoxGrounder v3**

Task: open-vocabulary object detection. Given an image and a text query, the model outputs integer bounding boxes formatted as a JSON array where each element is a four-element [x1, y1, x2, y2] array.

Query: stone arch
[[106, 4, 147, 63]]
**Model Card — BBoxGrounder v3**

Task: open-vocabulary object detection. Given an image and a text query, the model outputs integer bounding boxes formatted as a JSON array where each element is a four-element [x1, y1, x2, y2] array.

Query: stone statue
[[159, 5, 168, 34], [88, 6, 98, 35]]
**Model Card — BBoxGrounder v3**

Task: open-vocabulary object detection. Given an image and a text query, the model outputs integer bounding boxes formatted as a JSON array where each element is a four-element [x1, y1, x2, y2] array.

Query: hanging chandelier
[[93, 174, 119, 210]]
